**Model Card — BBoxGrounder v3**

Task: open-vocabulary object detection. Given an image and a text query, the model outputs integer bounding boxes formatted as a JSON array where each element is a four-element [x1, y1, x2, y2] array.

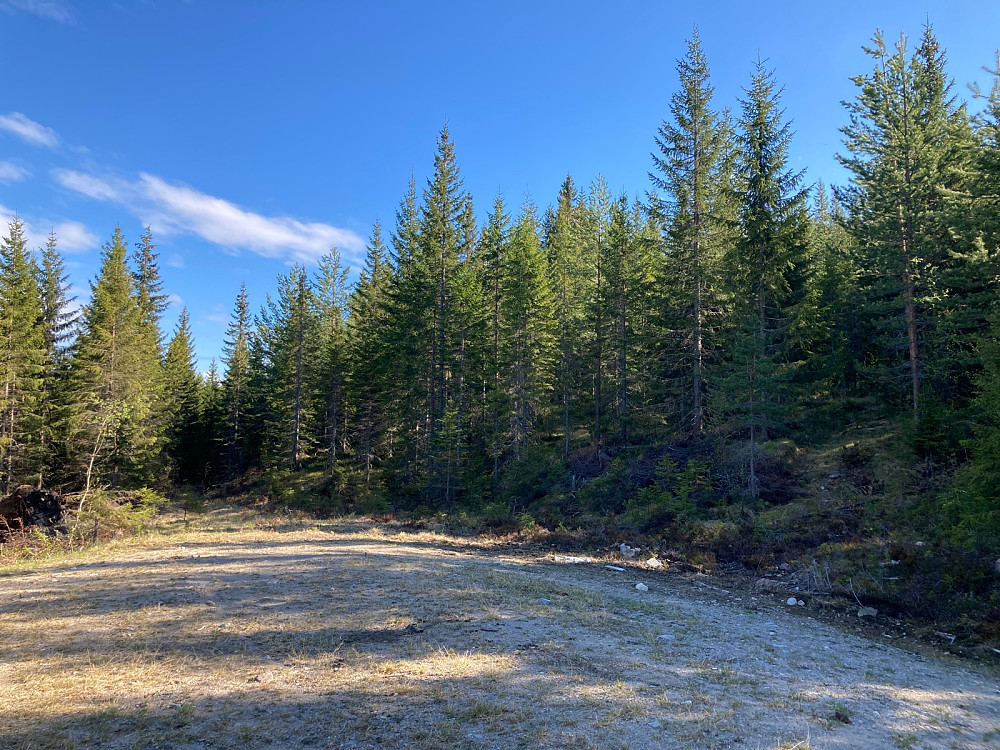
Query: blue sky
[[1, 0, 998, 369]]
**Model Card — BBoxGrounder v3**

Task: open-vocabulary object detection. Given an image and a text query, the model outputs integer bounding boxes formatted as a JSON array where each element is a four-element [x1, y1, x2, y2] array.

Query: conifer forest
[[4, 28, 1000, 630]]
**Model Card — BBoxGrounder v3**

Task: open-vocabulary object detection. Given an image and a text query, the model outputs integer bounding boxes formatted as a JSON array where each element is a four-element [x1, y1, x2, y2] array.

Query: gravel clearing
[[1, 514, 998, 749]]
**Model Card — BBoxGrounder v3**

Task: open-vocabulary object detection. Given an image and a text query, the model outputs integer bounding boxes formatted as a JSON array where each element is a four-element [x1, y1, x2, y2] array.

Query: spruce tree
[[544, 176, 590, 459], [258, 266, 321, 469], [650, 32, 734, 436], [221, 284, 251, 479], [839, 26, 974, 419], [479, 195, 512, 476], [315, 248, 351, 472], [0, 216, 46, 491], [720, 59, 810, 500], [71, 226, 154, 491], [132, 227, 167, 478], [162, 309, 201, 482], [419, 125, 476, 502], [37, 231, 78, 487], [499, 200, 556, 461], [348, 222, 392, 487]]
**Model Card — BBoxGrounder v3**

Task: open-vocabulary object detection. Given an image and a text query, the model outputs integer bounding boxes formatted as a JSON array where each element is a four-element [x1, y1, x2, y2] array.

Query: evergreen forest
[[4, 27, 1000, 635]]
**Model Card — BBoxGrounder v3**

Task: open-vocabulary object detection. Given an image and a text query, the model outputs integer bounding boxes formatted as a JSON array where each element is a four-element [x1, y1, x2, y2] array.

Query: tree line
[[2, 26, 998, 546]]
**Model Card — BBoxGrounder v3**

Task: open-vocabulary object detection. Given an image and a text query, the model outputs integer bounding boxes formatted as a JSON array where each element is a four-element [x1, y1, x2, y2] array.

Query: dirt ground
[[1, 509, 999, 749]]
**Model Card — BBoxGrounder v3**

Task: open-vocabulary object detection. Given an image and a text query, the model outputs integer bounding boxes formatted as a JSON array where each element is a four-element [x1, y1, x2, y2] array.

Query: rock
[[635, 583, 648, 592], [656, 634, 675, 642], [538, 598, 552, 605], [778, 563, 792, 572], [828, 473, 840, 480], [858, 607, 878, 618], [554, 555, 592, 564], [645, 557, 663, 569], [797, 600, 805, 607], [251, 670, 275, 683], [649, 720, 661, 728], [786, 597, 798, 606], [994, 558, 1000, 574], [605, 565, 626, 572], [620, 543, 637, 558]]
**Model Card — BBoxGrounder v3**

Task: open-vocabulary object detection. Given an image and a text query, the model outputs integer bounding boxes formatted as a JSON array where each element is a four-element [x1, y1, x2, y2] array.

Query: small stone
[[605, 565, 626, 572], [828, 473, 840, 480], [251, 670, 274, 683], [786, 597, 798, 606], [649, 720, 661, 728], [993, 558, 1000, 574], [858, 606, 878, 618], [797, 600, 805, 606], [636, 583, 649, 592], [538, 598, 552, 605], [656, 633, 675, 641], [645, 557, 664, 568], [778, 563, 792, 572]]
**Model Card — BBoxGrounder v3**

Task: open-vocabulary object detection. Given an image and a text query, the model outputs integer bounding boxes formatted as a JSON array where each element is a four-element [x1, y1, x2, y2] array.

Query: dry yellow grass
[[1, 506, 998, 749]]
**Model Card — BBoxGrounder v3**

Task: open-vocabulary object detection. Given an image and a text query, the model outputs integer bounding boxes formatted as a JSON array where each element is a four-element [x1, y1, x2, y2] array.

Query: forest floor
[[2, 506, 999, 750]]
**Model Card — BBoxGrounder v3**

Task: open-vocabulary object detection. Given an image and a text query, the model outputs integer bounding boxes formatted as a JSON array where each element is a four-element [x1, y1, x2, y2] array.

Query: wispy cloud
[[51, 168, 124, 200], [0, 161, 30, 183], [167, 293, 184, 309], [166, 253, 185, 269], [0, 1, 75, 24], [0, 204, 98, 253], [203, 305, 228, 324], [0, 112, 61, 148], [53, 168, 365, 265]]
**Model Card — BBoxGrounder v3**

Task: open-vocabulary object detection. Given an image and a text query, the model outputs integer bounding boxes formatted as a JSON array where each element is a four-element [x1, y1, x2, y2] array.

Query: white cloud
[[0, 112, 61, 148], [0, 1, 75, 24], [52, 219, 99, 252], [54, 168, 365, 265], [0, 161, 30, 183], [204, 305, 228, 324], [167, 293, 184, 309], [0, 204, 98, 253], [52, 168, 126, 201], [166, 253, 185, 269]]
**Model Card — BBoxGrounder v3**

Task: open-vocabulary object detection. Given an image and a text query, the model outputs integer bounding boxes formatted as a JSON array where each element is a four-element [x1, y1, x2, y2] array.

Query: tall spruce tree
[[221, 284, 251, 479], [348, 222, 392, 486], [544, 176, 591, 458], [37, 231, 78, 487], [650, 32, 734, 436], [71, 226, 155, 491], [839, 26, 974, 420], [132, 228, 168, 472], [315, 248, 351, 472], [499, 200, 556, 461], [0, 217, 46, 491], [479, 195, 512, 477], [721, 59, 810, 500], [162, 309, 201, 482], [259, 266, 322, 469]]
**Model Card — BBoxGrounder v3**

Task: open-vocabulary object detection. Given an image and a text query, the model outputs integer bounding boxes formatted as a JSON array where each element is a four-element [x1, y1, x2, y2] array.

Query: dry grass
[[1, 505, 999, 749]]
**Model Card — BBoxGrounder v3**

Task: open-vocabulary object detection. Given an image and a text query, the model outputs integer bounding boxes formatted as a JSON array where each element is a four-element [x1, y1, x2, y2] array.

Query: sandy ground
[[1, 514, 998, 749]]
